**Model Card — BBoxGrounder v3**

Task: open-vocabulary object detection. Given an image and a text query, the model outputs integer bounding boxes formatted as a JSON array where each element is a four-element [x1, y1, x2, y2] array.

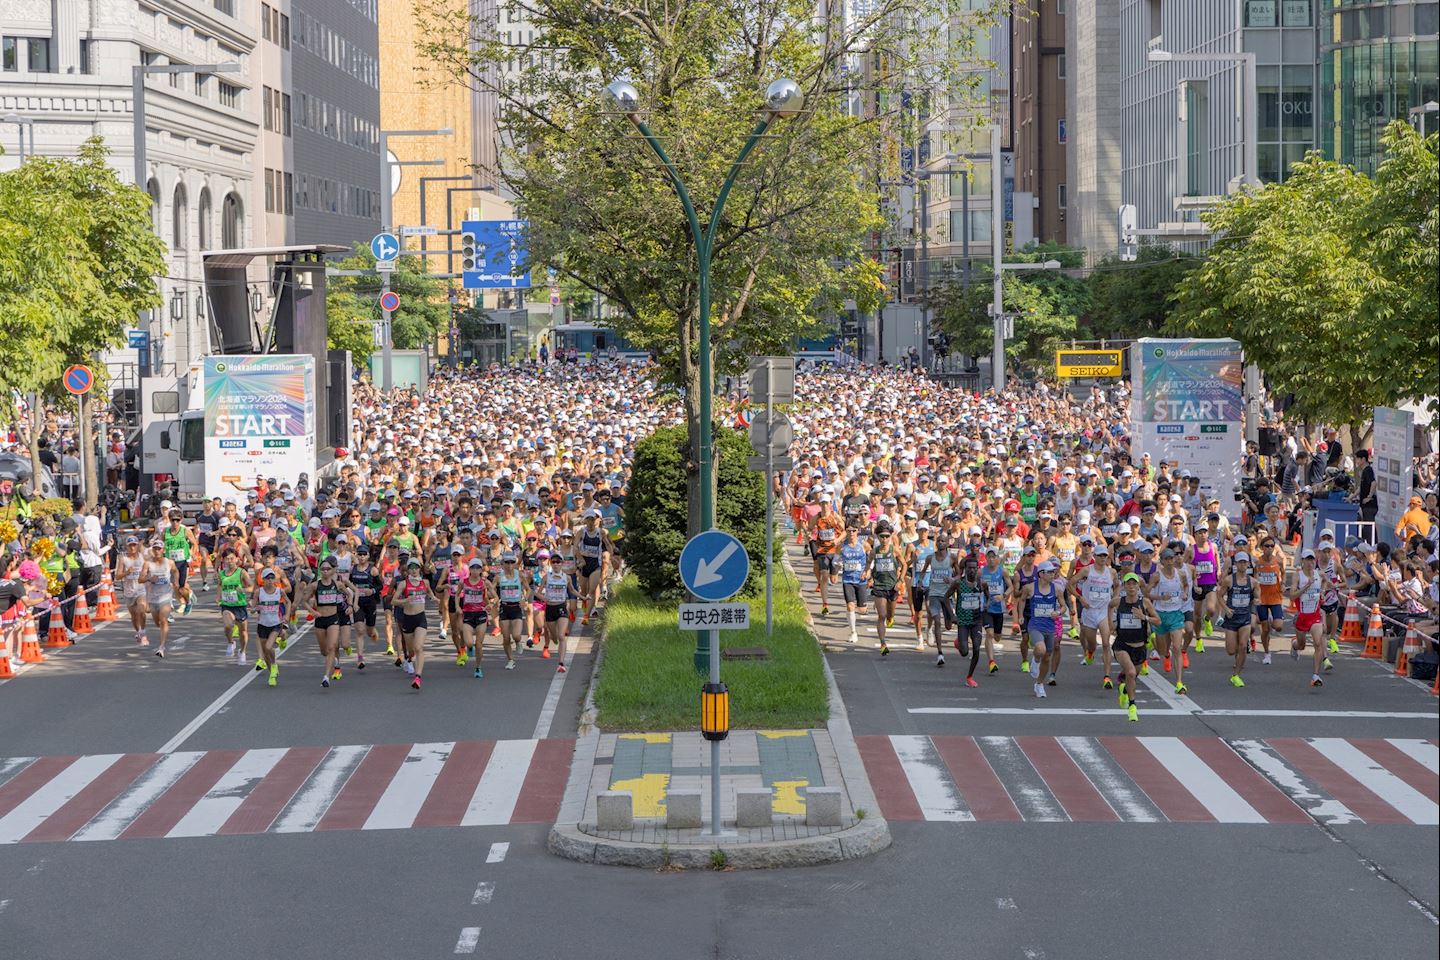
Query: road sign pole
[[764, 360, 774, 638], [78, 390, 91, 508], [381, 270, 393, 392]]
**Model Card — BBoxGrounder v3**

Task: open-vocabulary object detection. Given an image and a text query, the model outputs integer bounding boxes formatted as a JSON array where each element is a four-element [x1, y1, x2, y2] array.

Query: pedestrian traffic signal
[[461, 231, 479, 271]]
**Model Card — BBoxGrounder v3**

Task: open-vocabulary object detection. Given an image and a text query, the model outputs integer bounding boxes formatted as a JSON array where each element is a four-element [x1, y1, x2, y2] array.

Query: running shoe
[[1310, 675, 1323, 687], [1046, 672, 1057, 687], [438, 629, 448, 642], [1181, 652, 1190, 669], [278, 636, 287, 651], [1291, 643, 1299, 661], [394, 656, 404, 668], [1323, 657, 1334, 672], [880, 643, 889, 657], [356, 658, 366, 670], [412, 676, 422, 690], [1068, 625, 1079, 639], [321, 677, 330, 688], [1082, 654, 1093, 666], [474, 667, 483, 679], [1140, 662, 1150, 676], [557, 663, 567, 674], [1262, 653, 1272, 665], [1028, 659, 1039, 678], [268, 664, 278, 687], [182, 597, 193, 616], [1230, 675, 1245, 688], [136, 631, 148, 646], [505, 659, 516, 670], [456, 652, 468, 667], [1249, 638, 1256, 653], [403, 660, 415, 675], [1174, 682, 1187, 695], [332, 667, 341, 680], [886, 618, 894, 628], [225, 641, 236, 659], [1034, 683, 1047, 699], [1194, 637, 1205, 654], [155, 648, 164, 658], [1101, 675, 1113, 689], [1127, 704, 1138, 722], [847, 632, 858, 643], [344, 645, 353, 656], [581, 616, 590, 626], [1163, 656, 1172, 673], [238, 654, 248, 668], [526, 637, 536, 648], [541, 648, 551, 659], [820, 605, 830, 615], [255, 659, 266, 672], [1327, 638, 1340, 654], [1118, 689, 1129, 708], [988, 659, 998, 674], [1203, 617, 1213, 636], [385, 644, 396, 657], [965, 677, 978, 688], [936, 654, 945, 668]]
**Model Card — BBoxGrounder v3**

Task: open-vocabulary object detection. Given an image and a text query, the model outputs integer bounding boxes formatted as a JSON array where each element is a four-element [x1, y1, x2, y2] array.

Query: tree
[[1084, 243, 1198, 340], [1169, 121, 1439, 425], [325, 244, 449, 368], [926, 242, 1089, 378], [415, 0, 997, 533], [0, 138, 168, 495]]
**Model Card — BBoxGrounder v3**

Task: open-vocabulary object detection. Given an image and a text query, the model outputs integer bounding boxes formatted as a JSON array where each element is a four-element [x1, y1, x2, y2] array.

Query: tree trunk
[[24, 394, 43, 497]]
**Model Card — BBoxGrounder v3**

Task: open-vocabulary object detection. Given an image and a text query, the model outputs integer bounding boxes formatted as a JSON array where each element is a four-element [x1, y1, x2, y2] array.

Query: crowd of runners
[[3, 359, 1436, 709], [784, 366, 1439, 720]]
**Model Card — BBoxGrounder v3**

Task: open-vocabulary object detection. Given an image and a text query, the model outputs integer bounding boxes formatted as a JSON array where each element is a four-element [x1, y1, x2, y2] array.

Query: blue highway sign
[[370, 232, 400, 262], [679, 530, 750, 603], [460, 219, 531, 290]]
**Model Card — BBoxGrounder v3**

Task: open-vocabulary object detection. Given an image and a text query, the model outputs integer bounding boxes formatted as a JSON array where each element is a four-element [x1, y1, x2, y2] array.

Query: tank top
[[870, 550, 898, 591], [542, 571, 570, 604], [218, 568, 246, 607], [497, 572, 524, 604], [953, 578, 983, 623], [120, 556, 145, 595], [1255, 559, 1284, 605], [163, 526, 190, 563], [911, 544, 934, 586], [460, 575, 489, 612], [1191, 543, 1218, 585], [257, 586, 284, 627], [579, 529, 605, 559], [1153, 568, 1185, 612], [840, 543, 868, 584], [1226, 574, 1254, 618], [1015, 565, 1037, 616], [1082, 566, 1115, 608], [926, 554, 955, 598], [1297, 570, 1323, 614], [980, 566, 1007, 613], [1115, 597, 1148, 644], [1029, 581, 1061, 633], [350, 566, 375, 597], [314, 579, 347, 609]]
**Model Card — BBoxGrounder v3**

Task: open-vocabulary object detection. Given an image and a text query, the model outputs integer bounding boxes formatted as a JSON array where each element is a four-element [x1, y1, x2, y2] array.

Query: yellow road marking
[[771, 779, 808, 815], [757, 730, 808, 739], [618, 733, 673, 744], [609, 774, 670, 817]]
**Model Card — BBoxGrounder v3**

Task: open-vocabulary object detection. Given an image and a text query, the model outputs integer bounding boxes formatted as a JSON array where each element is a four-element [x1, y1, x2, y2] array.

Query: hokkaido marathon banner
[[1130, 339, 1245, 519], [204, 355, 316, 505]]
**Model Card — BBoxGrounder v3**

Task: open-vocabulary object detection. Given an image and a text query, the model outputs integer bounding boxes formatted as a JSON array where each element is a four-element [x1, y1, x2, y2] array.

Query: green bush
[[625, 424, 772, 598]]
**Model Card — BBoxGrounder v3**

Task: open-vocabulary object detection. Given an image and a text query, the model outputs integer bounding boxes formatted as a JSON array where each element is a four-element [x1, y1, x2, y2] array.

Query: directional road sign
[[63, 364, 95, 396], [679, 530, 750, 603], [400, 225, 438, 236], [370, 232, 400, 262], [379, 291, 401, 312], [127, 329, 149, 350], [747, 357, 795, 405], [749, 410, 793, 458], [460, 219, 531, 290]]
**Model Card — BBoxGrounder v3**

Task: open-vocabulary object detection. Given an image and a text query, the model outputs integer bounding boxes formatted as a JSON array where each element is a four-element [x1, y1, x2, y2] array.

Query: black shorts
[[815, 553, 836, 572], [499, 602, 524, 622], [357, 597, 378, 627], [842, 582, 870, 606], [544, 602, 568, 623], [337, 608, 353, 626], [580, 557, 601, 578], [221, 604, 247, 622], [462, 609, 488, 628], [1192, 583, 1216, 600], [909, 585, 926, 610], [314, 612, 341, 630], [198, 535, 216, 553], [258, 623, 283, 640], [1222, 614, 1253, 632], [985, 611, 1005, 633], [1114, 640, 1147, 664], [174, 559, 189, 589], [398, 611, 427, 634], [955, 621, 983, 643], [1321, 600, 1339, 615], [871, 587, 896, 602]]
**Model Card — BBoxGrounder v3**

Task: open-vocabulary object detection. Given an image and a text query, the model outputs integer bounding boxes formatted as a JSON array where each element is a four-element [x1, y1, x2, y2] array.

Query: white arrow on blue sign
[[679, 530, 750, 603], [370, 232, 400, 262]]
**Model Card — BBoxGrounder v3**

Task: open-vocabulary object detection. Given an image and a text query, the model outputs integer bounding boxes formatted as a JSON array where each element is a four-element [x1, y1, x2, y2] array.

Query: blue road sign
[[127, 329, 150, 350], [460, 219, 531, 290], [370, 232, 400, 262], [679, 530, 750, 603], [63, 364, 94, 396]]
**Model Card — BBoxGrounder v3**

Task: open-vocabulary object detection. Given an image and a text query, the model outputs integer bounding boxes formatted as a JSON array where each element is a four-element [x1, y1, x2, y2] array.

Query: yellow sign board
[[1056, 349, 1124, 378]]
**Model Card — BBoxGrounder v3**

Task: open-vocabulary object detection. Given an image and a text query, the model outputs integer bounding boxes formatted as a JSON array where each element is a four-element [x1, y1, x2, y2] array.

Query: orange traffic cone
[[72, 591, 93, 635], [1396, 625, 1423, 678], [0, 621, 15, 678], [19, 615, 45, 663], [95, 569, 117, 622], [45, 613, 71, 648], [1339, 593, 1364, 643], [1360, 604, 1385, 659]]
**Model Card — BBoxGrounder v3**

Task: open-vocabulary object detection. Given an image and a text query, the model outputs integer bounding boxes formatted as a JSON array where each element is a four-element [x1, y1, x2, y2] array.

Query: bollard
[[596, 791, 634, 831], [665, 791, 702, 829], [803, 786, 843, 826], [736, 788, 773, 828]]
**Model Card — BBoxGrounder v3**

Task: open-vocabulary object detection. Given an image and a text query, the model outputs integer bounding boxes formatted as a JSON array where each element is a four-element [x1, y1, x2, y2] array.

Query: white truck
[[139, 365, 206, 512]]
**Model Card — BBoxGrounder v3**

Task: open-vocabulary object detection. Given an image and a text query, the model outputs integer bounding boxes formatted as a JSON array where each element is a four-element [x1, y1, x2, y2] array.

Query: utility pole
[[990, 124, 1006, 393]]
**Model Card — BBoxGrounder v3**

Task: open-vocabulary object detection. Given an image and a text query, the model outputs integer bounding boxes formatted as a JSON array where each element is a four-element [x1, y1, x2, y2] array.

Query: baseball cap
[[1122, 572, 1142, 584], [1234, 552, 1251, 563], [1300, 548, 1316, 559]]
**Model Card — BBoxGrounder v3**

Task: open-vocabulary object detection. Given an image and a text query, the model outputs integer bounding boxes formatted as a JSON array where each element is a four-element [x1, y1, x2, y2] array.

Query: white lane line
[[486, 842, 509, 863], [270, 745, 368, 834], [910, 707, 1186, 716], [909, 706, 1437, 719], [531, 658, 570, 740], [890, 735, 973, 822], [1309, 738, 1439, 826], [1202, 709, 1439, 719], [72, 752, 205, 841], [462, 740, 536, 826], [165, 748, 287, 838], [0, 757, 36, 788], [471, 881, 495, 905], [1229, 739, 1359, 826], [1138, 672, 1199, 713], [0, 755, 122, 844], [1387, 739, 1439, 773], [155, 623, 312, 754], [1058, 736, 1161, 822], [362, 742, 453, 831], [1140, 737, 1263, 823], [996, 897, 1017, 910], [453, 927, 481, 954], [979, 736, 1066, 822]]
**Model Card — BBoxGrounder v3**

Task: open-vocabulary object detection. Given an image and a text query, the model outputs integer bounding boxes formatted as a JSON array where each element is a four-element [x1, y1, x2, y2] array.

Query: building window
[[1184, 81, 1210, 196], [1057, 0, 1065, 12], [198, 188, 212, 249], [284, 172, 293, 214], [1147, 0, 1162, 42], [1058, 54, 1066, 80], [26, 37, 52, 73], [79, 39, 92, 74], [261, 4, 272, 40], [262, 86, 272, 131], [146, 179, 162, 235], [1058, 117, 1067, 144], [1281, 1, 1311, 27], [1058, 182, 1067, 209], [214, 0, 235, 16], [172, 185, 188, 250], [221, 191, 243, 248], [2, 38, 16, 72], [219, 82, 240, 108], [280, 14, 290, 49], [264, 169, 275, 213], [281, 93, 291, 135], [194, 73, 207, 96], [1246, 1, 1277, 27]]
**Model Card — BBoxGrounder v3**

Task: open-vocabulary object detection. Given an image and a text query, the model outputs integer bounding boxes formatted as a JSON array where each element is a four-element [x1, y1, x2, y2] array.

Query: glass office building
[[1319, 0, 1440, 172]]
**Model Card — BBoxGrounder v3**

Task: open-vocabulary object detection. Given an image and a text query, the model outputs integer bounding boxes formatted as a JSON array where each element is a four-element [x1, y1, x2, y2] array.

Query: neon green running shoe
[[1230, 674, 1245, 688], [1127, 704, 1138, 722]]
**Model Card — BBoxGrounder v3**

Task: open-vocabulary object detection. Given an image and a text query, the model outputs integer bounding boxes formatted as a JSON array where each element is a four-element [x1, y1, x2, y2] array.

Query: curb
[[546, 543, 892, 870]]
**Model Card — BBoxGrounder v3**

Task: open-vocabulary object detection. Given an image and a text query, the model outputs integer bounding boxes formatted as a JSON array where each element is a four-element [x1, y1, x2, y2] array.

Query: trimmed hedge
[[625, 424, 772, 599]]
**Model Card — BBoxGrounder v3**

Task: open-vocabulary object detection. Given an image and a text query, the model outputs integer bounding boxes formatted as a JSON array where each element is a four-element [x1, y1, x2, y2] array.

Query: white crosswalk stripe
[[166, 748, 288, 838], [891, 735, 973, 822], [1140, 737, 1264, 823], [72, 752, 205, 842], [0, 755, 122, 843], [463, 739, 536, 826], [364, 742, 454, 831], [1308, 738, 1438, 826]]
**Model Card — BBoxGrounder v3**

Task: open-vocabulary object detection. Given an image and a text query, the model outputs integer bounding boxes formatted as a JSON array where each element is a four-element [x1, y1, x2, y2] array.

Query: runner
[[394, 558, 436, 689], [1070, 543, 1117, 689], [576, 508, 611, 624], [947, 553, 985, 686], [919, 536, 956, 667], [308, 557, 355, 688], [1253, 535, 1287, 665], [809, 497, 845, 617], [1022, 561, 1063, 698], [1110, 572, 1159, 721], [1149, 546, 1192, 694], [116, 536, 149, 646], [216, 551, 253, 665], [838, 525, 870, 643], [1217, 551, 1256, 687], [252, 569, 287, 687], [457, 558, 495, 678], [868, 522, 901, 656], [160, 509, 198, 616], [537, 551, 578, 672], [138, 539, 179, 657], [1290, 549, 1333, 687], [493, 551, 529, 670]]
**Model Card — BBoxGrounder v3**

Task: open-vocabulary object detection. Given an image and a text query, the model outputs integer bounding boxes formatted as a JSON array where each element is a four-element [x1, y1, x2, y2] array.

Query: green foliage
[[0, 138, 166, 398], [1084, 243, 1198, 340], [926, 242, 1090, 376], [325, 244, 450, 362], [625, 424, 771, 599], [1169, 122, 1439, 423], [594, 571, 828, 731]]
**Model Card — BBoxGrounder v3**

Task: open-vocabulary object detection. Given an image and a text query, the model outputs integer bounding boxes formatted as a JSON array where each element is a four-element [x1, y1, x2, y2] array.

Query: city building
[[1010, 0, 1067, 247], [1319, 0, 1438, 173], [1064, 0, 1122, 263]]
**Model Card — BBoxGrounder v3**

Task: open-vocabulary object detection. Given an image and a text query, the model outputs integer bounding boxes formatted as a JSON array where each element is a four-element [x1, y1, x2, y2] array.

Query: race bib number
[[169, 549, 187, 561], [843, 560, 862, 573], [1119, 613, 1142, 630], [500, 586, 522, 602], [1258, 572, 1277, 585], [221, 589, 241, 605], [961, 594, 982, 610], [1196, 561, 1213, 575], [464, 588, 486, 604], [819, 529, 836, 541], [874, 558, 895, 574]]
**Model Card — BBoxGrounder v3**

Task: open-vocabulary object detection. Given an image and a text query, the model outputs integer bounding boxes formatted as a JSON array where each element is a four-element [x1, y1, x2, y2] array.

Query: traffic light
[[461, 231, 478, 271]]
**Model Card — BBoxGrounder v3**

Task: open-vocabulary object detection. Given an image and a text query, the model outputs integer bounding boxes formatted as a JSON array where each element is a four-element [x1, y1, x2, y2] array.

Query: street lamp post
[[1146, 48, 1258, 189], [377, 127, 452, 392], [3, 114, 34, 162], [603, 77, 803, 671], [1409, 100, 1439, 135]]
